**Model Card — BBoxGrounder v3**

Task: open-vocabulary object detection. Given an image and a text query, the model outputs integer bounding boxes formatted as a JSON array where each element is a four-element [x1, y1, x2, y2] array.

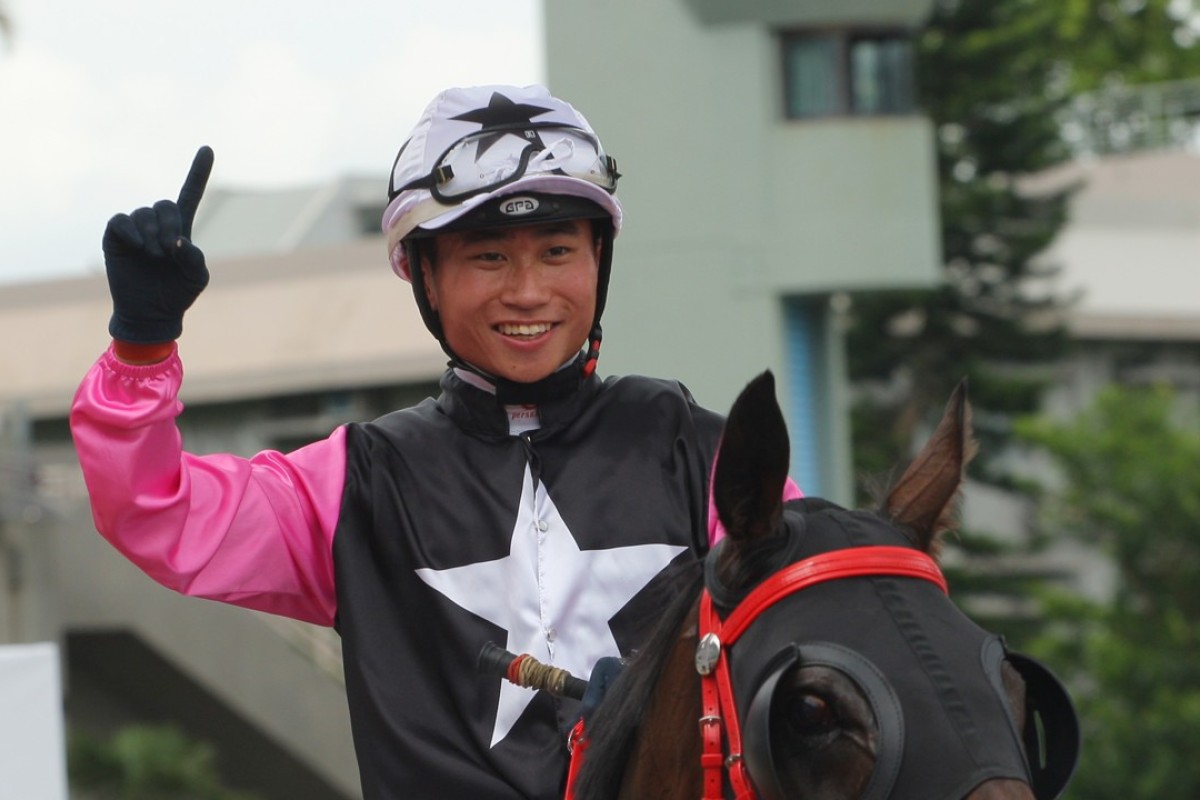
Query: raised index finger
[[176, 146, 214, 239]]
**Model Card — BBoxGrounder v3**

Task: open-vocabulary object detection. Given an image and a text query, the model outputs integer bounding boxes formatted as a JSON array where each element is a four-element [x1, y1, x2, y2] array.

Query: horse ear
[[884, 378, 976, 552], [713, 371, 790, 544]]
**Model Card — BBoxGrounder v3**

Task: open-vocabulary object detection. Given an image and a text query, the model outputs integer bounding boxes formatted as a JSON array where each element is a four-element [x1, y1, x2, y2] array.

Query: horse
[[570, 372, 1079, 800]]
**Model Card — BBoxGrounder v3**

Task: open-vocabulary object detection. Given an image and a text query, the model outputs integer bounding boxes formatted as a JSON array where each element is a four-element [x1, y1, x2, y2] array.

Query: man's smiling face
[[422, 219, 600, 385]]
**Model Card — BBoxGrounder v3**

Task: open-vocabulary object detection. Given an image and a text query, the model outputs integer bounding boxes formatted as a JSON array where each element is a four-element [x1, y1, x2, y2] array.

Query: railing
[[1061, 77, 1200, 156]]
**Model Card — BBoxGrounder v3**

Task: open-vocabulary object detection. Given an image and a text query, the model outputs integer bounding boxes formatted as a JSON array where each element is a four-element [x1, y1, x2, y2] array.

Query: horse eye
[[783, 692, 837, 733]]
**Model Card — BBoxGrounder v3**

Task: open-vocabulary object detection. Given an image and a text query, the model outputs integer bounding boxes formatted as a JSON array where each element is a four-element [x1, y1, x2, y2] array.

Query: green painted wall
[[545, 0, 939, 502]]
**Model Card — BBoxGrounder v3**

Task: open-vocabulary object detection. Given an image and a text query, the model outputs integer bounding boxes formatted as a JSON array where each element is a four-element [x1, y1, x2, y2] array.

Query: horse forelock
[[714, 522, 796, 599]]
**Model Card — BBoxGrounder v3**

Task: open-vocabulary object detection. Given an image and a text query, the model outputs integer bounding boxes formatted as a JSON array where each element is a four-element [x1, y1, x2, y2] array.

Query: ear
[[420, 256, 439, 311], [884, 379, 976, 552], [713, 371, 790, 545]]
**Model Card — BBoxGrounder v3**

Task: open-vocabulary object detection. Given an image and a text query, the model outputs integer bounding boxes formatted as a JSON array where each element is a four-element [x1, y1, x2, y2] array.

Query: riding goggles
[[389, 123, 620, 204]]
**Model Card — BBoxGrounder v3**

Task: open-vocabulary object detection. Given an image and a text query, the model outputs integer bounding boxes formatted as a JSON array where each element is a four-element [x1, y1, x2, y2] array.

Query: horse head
[[575, 372, 1079, 800]]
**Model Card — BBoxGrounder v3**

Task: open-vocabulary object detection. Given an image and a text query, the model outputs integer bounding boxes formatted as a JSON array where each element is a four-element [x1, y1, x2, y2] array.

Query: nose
[[500, 259, 550, 308]]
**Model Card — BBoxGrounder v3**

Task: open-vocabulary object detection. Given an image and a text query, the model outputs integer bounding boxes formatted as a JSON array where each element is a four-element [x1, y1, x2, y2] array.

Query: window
[[782, 29, 915, 119]]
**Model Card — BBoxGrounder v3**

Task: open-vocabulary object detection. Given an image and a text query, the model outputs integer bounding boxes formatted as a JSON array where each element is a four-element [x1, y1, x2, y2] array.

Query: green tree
[[848, 0, 1200, 491], [69, 724, 261, 800], [849, 0, 1075, 490], [1018, 385, 1200, 798]]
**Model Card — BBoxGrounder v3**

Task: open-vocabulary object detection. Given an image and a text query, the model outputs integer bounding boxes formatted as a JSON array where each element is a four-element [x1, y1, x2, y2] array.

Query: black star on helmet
[[450, 91, 556, 158]]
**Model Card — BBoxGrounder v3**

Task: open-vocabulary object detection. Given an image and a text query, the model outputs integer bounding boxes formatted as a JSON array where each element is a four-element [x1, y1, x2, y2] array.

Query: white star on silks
[[415, 464, 686, 748]]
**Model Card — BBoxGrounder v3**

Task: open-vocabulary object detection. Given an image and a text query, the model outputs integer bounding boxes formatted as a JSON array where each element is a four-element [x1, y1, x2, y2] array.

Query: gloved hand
[[103, 146, 214, 343], [580, 656, 625, 725]]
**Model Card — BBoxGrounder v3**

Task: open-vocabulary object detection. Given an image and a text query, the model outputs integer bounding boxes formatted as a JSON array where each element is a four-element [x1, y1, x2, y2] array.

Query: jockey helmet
[[381, 84, 623, 384]]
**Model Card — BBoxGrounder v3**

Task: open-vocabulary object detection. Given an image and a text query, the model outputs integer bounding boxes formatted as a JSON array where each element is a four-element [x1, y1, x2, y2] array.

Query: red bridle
[[695, 546, 948, 800]]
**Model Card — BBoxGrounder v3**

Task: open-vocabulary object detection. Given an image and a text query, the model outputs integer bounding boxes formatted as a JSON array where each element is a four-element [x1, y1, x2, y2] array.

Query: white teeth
[[498, 323, 552, 336]]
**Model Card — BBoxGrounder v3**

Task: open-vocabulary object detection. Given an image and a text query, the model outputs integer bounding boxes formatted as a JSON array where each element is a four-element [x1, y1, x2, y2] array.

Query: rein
[[694, 545, 948, 800]]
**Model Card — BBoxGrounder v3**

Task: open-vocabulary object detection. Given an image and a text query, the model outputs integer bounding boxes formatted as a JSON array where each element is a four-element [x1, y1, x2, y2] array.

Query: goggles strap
[[395, 124, 614, 203]]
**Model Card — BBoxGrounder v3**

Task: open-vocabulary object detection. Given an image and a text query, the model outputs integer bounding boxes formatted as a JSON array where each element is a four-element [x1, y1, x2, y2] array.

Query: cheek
[[572, 262, 600, 305], [421, 263, 439, 310], [583, 274, 600, 313]]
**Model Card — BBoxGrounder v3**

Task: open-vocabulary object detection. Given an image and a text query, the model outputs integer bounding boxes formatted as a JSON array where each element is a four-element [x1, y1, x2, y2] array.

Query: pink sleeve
[[69, 346, 345, 626]]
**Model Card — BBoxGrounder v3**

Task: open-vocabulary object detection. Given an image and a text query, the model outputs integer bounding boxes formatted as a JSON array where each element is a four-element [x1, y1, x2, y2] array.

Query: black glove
[[580, 656, 625, 725], [103, 147, 214, 343]]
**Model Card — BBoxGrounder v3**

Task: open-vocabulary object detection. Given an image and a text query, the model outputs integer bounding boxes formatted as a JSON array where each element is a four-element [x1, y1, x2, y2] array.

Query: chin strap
[[483, 354, 589, 405], [450, 321, 604, 404], [582, 324, 602, 378]]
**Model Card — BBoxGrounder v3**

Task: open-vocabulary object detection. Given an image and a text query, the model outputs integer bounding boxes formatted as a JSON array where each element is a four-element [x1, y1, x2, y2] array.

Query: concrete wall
[[545, 0, 940, 498], [56, 483, 360, 798]]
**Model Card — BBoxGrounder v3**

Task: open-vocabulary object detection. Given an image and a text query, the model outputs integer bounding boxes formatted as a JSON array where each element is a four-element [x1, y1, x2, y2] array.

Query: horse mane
[[572, 563, 703, 800], [573, 528, 800, 800]]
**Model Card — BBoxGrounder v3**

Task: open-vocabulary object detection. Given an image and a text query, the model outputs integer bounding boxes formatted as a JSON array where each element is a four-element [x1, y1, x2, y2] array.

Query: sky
[[0, 0, 544, 285]]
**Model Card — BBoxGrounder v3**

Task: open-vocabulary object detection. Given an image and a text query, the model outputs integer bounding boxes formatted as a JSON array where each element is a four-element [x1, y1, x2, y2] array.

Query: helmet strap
[[581, 221, 614, 379], [582, 324, 602, 378], [405, 240, 447, 347]]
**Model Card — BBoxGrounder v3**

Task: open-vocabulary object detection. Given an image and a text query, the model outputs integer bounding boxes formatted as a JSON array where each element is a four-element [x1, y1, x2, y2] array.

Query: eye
[[779, 692, 838, 737], [470, 251, 506, 265]]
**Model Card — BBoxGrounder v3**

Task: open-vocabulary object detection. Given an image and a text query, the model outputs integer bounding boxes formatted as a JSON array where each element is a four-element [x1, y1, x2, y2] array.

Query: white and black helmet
[[381, 84, 623, 393], [383, 84, 622, 280]]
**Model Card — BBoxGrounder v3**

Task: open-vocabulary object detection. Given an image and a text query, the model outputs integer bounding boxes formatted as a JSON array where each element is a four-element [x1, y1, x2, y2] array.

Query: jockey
[[383, 83, 622, 403], [70, 84, 738, 799]]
